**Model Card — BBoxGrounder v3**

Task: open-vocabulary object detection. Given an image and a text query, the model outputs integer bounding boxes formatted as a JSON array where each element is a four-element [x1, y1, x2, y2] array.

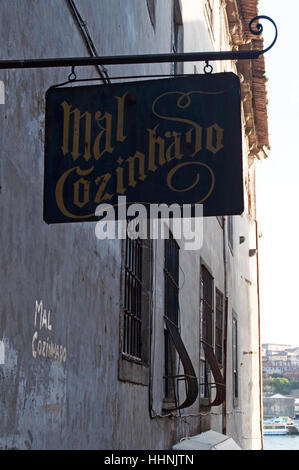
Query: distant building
[[262, 343, 293, 356], [263, 394, 295, 419], [262, 343, 299, 376], [262, 343, 293, 352]]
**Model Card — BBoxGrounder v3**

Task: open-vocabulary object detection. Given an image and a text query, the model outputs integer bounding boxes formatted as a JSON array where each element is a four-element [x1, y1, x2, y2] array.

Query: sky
[[256, 0, 299, 345]]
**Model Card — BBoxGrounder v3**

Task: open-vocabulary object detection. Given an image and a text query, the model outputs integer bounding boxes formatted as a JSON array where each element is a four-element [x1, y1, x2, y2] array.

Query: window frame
[[199, 262, 214, 403], [163, 233, 180, 405], [215, 289, 224, 368], [232, 312, 239, 406], [118, 237, 152, 386], [122, 236, 143, 361]]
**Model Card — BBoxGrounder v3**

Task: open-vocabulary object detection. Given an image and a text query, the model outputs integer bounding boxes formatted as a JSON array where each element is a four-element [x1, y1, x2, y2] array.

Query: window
[[232, 315, 238, 402], [119, 236, 152, 385], [200, 264, 214, 398], [199, 360, 206, 398], [172, 0, 183, 75], [201, 266, 213, 351], [227, 215, 233, 253], [215, 290, 224, 366], [164, 234, 180, 401], [146, 0, 156, 29], [123, 237, 143, 359]]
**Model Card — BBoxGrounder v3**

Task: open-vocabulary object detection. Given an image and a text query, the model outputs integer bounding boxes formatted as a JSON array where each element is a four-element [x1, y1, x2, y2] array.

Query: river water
[[263, 435, 299, 450]]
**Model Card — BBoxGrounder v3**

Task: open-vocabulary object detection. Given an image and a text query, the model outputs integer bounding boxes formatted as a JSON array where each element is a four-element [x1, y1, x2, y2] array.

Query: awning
[[172, 430, 242, 450]]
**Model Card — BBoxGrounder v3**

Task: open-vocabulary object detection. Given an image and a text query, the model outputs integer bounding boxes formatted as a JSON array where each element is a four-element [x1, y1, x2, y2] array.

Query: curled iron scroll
[[202, 342, 226, 407], [249, 15, 278, 55], [164, 317, 198, 410]]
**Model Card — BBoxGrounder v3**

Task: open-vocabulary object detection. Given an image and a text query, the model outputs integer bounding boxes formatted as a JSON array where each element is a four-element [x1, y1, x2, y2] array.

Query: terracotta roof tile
[[239, 0, 270, 150]]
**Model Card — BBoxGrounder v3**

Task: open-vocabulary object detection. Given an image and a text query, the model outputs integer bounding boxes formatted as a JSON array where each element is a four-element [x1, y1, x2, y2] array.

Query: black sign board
[[44, 73, 243, 223]]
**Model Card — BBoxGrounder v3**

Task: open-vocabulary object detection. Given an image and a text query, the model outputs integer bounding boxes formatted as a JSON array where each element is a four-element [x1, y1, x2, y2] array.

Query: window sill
[[199, 397, 212, 408], [233, 398, 239, 408], [118, 354, 149, 386], [162, 397, 176, 408], [121, 352, 144, 366]]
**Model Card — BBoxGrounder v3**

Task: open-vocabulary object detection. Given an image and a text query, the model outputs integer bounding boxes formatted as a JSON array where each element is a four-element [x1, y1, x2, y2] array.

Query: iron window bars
[[164, 234, 180, 401], [200, 265, 214, 398], [200, 265, 226, 406], [123, 236, 143, 359], [232, 317, 238, 399], [163, 235, 199, 410], [215, 289, 224, 366]]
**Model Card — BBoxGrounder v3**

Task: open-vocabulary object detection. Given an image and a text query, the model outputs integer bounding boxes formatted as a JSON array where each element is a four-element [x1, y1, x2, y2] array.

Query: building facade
[[263, 395, 295, 419], [262, 344, 299, 376], [0, 0, 268, 450]]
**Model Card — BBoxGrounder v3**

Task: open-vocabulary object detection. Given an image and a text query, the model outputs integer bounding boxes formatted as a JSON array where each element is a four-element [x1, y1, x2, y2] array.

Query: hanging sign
[[44, 73, 243, 223]]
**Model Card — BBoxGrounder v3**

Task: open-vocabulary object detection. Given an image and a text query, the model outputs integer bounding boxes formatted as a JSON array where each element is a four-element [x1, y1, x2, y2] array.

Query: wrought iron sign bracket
[[0, 16, 277, 71]]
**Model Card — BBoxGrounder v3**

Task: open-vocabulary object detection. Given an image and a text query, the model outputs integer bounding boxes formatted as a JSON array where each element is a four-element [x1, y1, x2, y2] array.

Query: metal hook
[[68, 65, 77, 82], [204, 61, 213, 74]]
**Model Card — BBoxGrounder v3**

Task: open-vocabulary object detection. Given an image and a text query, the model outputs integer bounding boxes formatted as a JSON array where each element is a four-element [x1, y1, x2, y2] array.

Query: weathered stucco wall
[[0, 0, 262, 450]]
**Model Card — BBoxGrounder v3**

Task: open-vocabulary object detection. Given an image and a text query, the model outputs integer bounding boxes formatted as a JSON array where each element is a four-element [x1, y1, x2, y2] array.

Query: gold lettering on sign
[[206, 123, 224, 155], [93, 111, 114, 160], [61, 92, 127, 163], [73, 177, 90, 208], [54, 86, 227, 217], [164, 131, 183, 162], [152, 91, 204, 157], [115, 92, 128, 143], [61, 101, 92, 161], [127, 151, 147, 188], [94, 173, 113, 204], [55, 166, 94, 219], [147, 125, 166, 171], [166, 161, 215, 203]]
